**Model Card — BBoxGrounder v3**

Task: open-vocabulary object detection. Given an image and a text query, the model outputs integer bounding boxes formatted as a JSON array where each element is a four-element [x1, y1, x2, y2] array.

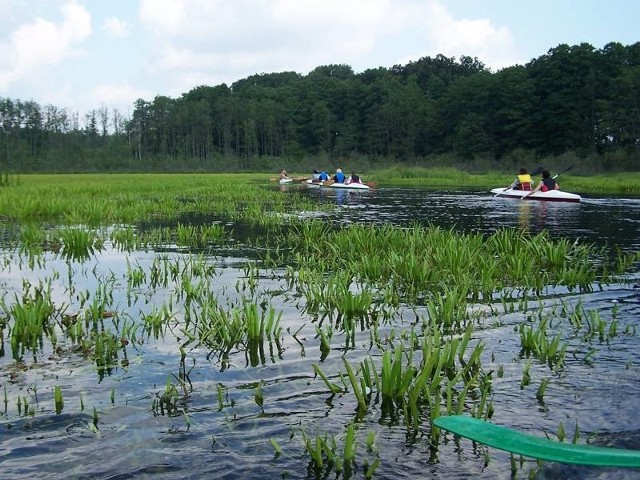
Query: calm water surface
[[0, 187, 639, 479], [306, 186, 640, 253]]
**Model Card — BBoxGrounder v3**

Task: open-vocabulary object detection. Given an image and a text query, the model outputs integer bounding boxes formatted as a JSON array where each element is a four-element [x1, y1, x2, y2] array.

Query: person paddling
[[510, 167, 532, 191], [523, 169, 559, 199], [346, 172, 361, 184]]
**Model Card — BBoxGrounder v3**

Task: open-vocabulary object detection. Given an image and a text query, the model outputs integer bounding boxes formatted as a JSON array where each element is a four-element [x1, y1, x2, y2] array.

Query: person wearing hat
[[333, 168, 346, 183]]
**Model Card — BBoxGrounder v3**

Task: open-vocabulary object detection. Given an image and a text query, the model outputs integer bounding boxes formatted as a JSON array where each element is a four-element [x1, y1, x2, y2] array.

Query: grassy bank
[[0, 173, 322, 225], [363, 166, 640, 194]]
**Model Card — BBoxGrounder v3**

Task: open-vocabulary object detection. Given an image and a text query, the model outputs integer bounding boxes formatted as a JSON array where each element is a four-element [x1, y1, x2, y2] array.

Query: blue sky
[[1, 0, 638, 123]]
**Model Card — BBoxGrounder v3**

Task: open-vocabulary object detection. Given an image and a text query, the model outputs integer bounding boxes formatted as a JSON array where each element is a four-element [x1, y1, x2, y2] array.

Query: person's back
[[511, 168, 532, 190], [333, 168, 345, 183], [540, 170, 558, 191], [347, 172, 361, 184], [318, 171, 329, 181]]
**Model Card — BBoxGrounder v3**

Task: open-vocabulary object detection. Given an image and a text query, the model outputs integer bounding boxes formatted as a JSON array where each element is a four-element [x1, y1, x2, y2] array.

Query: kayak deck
[[433, 415, 640, 468]]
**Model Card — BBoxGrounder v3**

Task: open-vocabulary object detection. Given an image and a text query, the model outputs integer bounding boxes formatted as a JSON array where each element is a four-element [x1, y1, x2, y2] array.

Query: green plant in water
[[54, 385, 64, 414], [7, 282, 56, 361], [536, 378, 550, 403], [57, 227, 100, 261]]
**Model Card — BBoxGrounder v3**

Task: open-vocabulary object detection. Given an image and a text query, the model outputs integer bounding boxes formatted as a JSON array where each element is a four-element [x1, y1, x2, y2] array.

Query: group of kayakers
[[279, 168, 363, 184], [310, 168, 363, 185]]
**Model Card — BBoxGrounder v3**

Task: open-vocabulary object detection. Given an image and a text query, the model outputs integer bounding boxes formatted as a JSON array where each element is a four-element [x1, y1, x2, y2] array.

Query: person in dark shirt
[[523, 170, 559, 198]]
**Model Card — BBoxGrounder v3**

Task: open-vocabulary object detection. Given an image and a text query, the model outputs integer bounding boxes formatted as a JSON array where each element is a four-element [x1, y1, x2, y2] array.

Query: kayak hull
[[306, 179, 370, 190], [279, 178, 293, 184], [327, 182, 370, 190], [491, 188, 581, 203]]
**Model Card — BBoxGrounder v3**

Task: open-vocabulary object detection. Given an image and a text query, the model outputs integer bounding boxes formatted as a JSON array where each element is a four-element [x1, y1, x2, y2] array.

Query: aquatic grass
[[151, 377, 182, 417], [6, 282, 56, 361], [57, 227, 100, 261], [141, 305, 175, 339], [0, 174, 323, 228], [424, 284, 472, 332], [518, 318, 567, 369], [54, 385, 64, 414], [300, 424, 379, 478], [536, 378, 550, 403], [287, 222, 611, 315], [110, 226, 141, 251], [18, 223, 46, 249], [175, 223, 230, 248], [93, 330, 126, 380]]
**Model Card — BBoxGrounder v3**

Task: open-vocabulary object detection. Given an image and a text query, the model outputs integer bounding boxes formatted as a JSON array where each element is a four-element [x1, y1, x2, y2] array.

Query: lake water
[[1, 186, 639, 479], [306, 186, 640, 253]]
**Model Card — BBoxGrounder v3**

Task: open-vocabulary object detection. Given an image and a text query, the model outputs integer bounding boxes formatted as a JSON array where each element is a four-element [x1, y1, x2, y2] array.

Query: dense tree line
[[1, 41, 639, 173]]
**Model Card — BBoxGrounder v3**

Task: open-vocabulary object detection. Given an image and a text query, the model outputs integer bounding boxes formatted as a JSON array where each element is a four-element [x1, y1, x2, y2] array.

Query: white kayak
[[279, 178, 293, 184], [327, 182, 370, 190], [491, 187, 581, 203]]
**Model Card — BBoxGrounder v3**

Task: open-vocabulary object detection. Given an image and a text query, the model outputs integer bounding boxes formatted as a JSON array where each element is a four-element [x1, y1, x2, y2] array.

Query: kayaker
[[509, 167, 532, 190], [280, 169, 288, 180], [522, 170, 559, 199], [318, 170, 330, 181], [539, 169, 560, 191], [333, 168, 346, 183], [311, 170, 320, 181], [346, 172, 361, 184]]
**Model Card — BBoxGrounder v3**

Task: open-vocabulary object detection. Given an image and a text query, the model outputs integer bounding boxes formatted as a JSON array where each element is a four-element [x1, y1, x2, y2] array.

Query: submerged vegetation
[[0, 174, 638, 478]]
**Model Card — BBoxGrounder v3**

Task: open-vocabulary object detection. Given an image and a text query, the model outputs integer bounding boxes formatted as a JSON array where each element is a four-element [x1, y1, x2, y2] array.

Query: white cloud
[[102, 17, 129, 38], [138, 0, 186, 35], [135, 0, 519, 93], [136, 0, 402, 92], [0, 0, 92, 88], [421, 0, 520, 69]]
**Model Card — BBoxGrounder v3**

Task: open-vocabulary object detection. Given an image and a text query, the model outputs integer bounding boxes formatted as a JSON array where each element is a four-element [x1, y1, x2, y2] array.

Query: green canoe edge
[[433, 415, 640, 468]]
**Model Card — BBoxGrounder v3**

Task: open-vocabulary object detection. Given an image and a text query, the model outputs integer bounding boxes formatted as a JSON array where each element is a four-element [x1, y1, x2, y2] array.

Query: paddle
[[494, 165, 543, 197], [552, 165, 573, 179], [434, 415, 640, 467]]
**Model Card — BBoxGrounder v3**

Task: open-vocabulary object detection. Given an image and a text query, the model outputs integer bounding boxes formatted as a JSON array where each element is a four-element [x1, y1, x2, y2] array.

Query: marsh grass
[[4, 281, 56, 361], [0, 174, 321, 227], [300, 423, 379, 478], [0, 173, 637, 477]]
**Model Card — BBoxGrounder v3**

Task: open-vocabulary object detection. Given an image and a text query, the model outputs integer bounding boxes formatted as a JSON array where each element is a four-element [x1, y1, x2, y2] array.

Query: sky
[[1, 0, 639, 121]]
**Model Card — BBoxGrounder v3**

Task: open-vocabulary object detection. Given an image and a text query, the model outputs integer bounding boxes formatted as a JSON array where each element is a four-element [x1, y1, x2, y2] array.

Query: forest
[[1, 41, 639, 173]]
